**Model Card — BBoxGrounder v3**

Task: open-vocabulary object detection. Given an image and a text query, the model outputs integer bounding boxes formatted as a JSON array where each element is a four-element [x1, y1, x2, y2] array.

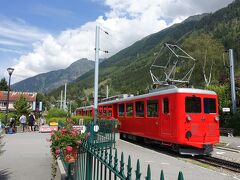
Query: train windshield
[[204, 98, 216, 113], [185, 96, 201, 113]]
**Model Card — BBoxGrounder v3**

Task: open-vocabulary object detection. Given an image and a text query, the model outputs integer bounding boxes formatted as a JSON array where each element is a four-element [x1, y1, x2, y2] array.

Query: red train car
[[76, 87, 219, 155]]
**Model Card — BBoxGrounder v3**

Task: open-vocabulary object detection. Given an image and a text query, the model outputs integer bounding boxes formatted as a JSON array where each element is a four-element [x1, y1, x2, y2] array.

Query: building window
[[126, 103, 133, 117], [135, 101, 144, 117], [204, 98, 216, 113], [185, 96, 201, 113], [118, 104, 125, 116], [147, 100, 158, 117]]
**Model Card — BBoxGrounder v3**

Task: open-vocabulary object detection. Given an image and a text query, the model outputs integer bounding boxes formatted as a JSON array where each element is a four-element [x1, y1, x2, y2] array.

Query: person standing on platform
[[19, 114, 27, 132], [28, 113, 35, 132]]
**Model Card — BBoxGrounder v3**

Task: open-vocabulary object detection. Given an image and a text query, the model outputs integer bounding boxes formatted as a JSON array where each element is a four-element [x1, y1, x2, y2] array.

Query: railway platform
[[115, 134, 240, 180], [220, 136, 240, 150], [212, 136, 240, 165]]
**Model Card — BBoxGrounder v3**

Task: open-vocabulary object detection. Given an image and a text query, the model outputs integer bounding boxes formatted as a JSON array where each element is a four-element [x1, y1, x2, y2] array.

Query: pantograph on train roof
[[150, 42, 196, 87]]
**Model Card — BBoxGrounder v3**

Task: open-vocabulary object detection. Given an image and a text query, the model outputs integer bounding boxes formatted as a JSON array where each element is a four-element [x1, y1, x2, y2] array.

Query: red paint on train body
[[75, 87, 219, 154]]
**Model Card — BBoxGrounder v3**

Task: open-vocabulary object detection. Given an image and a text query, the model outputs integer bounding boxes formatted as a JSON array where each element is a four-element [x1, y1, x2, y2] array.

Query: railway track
[[196, 156, 240, 173]]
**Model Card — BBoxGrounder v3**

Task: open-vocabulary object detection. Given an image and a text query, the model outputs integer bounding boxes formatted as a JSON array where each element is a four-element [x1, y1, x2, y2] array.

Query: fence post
[[160, 170, 164, 180], [145, 164, 151, 180], [178, 171, 184, 180], [126, 156, 132, 180], [135, 159, 141, 180]]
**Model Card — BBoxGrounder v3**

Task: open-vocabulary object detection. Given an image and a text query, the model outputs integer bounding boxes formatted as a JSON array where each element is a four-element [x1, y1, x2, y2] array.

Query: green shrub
[[47, 108, 68, 118], [227, 111, 240, 136], [0, 112, 18, 126], [46, 116, 93, 125]]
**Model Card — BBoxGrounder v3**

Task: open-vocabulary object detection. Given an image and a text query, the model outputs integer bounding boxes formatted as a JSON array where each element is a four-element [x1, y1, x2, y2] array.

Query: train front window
[[126, 103, 133, 117], [118, 104, 125, 116], [204, 98, 216, 113], [147, 100, 158, 117], [136, 101, 144, 117], [185, 97, 201, 113]]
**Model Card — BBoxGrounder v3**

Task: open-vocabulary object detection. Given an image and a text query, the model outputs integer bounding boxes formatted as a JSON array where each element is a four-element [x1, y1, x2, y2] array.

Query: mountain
[[49, 0, 240, 104], [12, 58, 94, 93]]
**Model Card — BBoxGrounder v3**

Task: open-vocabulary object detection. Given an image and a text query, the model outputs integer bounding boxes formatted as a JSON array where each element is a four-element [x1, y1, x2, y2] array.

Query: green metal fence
[[60, 120, 184, 180]]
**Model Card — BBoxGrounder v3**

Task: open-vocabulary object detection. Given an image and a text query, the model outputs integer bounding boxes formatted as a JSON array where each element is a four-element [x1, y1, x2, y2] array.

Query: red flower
[[66, 146, 73, 152], [61, 128, 67, 134], [55, 149, 60, 155], [71, 131, 77, 137]]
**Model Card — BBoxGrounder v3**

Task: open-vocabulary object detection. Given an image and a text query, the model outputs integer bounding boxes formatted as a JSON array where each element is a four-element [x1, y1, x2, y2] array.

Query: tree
[[0, 78, 8, 91], [13, 95, 31, 115]]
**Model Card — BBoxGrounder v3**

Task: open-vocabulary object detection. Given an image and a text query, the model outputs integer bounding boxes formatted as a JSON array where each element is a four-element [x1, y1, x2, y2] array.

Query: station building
[[0, 91, 37, 112]]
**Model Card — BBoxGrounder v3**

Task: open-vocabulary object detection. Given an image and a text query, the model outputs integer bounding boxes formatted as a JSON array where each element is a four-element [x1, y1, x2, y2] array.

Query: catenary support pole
[[60, 90, 63, 109], [229, 49, 236, 114], [106, 85, 109, 99], [64, 83, 67, 111], [94, 26, 100, 124]]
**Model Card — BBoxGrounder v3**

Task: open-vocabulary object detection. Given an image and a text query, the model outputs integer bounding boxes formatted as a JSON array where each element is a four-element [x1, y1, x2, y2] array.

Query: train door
[[146, 99, 159, 138], [185, 96, 203, 139], [161, 97, 171, 135], [203, 97, 219, 138]]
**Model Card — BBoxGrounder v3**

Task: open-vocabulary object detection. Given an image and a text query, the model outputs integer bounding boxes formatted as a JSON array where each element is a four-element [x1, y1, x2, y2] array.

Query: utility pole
[[93, 26, 100, 124], [229, 49, 236, 114], [64, 83, 67, 111], [60, 90, 63, 109], [106, 85, 109, 99]]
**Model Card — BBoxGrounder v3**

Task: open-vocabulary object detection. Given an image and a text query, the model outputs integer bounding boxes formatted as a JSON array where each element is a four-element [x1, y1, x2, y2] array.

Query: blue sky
[[0, 0, 234, 83], [0, 0, 107, 33]]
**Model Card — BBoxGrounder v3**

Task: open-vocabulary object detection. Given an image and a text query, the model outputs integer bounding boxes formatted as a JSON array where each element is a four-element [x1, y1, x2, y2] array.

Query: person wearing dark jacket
[[28, 113, 35, 132]]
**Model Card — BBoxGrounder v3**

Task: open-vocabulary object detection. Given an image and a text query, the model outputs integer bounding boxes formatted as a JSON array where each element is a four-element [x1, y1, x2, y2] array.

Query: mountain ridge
[[12, 58, 94, 93]]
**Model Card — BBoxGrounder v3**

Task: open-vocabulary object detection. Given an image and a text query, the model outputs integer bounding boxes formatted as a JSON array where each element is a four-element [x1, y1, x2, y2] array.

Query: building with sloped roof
[[0, 91, 37, 112]]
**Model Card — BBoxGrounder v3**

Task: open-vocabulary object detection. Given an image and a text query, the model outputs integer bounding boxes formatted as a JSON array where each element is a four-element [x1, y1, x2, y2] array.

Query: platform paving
[[115, 137, 240, 180], [0, 132, 51, 180], [220, 136, 240, 150]]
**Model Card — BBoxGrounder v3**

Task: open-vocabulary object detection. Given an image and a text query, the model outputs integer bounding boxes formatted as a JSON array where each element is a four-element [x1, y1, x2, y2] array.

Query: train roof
[[99, 87, 217, 106]]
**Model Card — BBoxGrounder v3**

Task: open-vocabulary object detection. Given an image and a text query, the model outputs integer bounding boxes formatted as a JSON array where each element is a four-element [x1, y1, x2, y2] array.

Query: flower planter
[[63, 147, 78, 163]]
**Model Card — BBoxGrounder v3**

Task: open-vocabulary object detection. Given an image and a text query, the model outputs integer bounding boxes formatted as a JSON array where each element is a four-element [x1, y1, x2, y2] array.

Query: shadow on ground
[[0, 169, 12, 180]]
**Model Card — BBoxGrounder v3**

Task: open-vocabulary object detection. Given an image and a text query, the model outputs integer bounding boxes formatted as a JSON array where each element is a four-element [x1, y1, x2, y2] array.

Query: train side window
[[185, 97, 201, 113], [126, 103, 133, 117], [136, 101, 144, 117], [108, 106, 112, 117], [147, 100, 158, 117], [163, 98, 169, 114], [118, 104, 125, 116], [204, 98, 216, 113], [103, 106, 107, 116]]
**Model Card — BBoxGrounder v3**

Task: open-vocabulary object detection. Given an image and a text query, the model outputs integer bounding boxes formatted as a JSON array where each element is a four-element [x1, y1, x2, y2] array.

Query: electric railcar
[[75, 87, 219, 155]]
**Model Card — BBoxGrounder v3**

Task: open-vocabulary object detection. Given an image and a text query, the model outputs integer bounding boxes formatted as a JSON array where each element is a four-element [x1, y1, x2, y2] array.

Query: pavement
[[220, 136, 240, 150], [0, 131, 51, 180], [115, 135, 240, 180]]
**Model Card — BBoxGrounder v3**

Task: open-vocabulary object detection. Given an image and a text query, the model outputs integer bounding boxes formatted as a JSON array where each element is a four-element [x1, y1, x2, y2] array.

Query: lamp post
[[5, 68, 14, 123]]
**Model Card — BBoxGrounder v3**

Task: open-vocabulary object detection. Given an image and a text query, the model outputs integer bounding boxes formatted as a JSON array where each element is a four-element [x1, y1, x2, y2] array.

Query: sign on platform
[[222, 108, 230, 112], [73, 125, 86, 133]]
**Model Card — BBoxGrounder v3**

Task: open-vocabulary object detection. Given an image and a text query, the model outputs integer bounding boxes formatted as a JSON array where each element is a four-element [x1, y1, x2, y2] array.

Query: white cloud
[[0, 16, 48, 42], [12, 0, 233, 83]]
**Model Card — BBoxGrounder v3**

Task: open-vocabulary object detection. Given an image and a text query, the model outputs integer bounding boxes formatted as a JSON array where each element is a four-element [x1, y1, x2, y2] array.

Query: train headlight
[[214, 116, 219, 122], [186, 115, 192, 121]]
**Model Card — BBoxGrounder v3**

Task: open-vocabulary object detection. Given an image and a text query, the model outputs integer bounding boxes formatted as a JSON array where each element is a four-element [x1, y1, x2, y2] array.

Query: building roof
[[0, 91, 37, 102]]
